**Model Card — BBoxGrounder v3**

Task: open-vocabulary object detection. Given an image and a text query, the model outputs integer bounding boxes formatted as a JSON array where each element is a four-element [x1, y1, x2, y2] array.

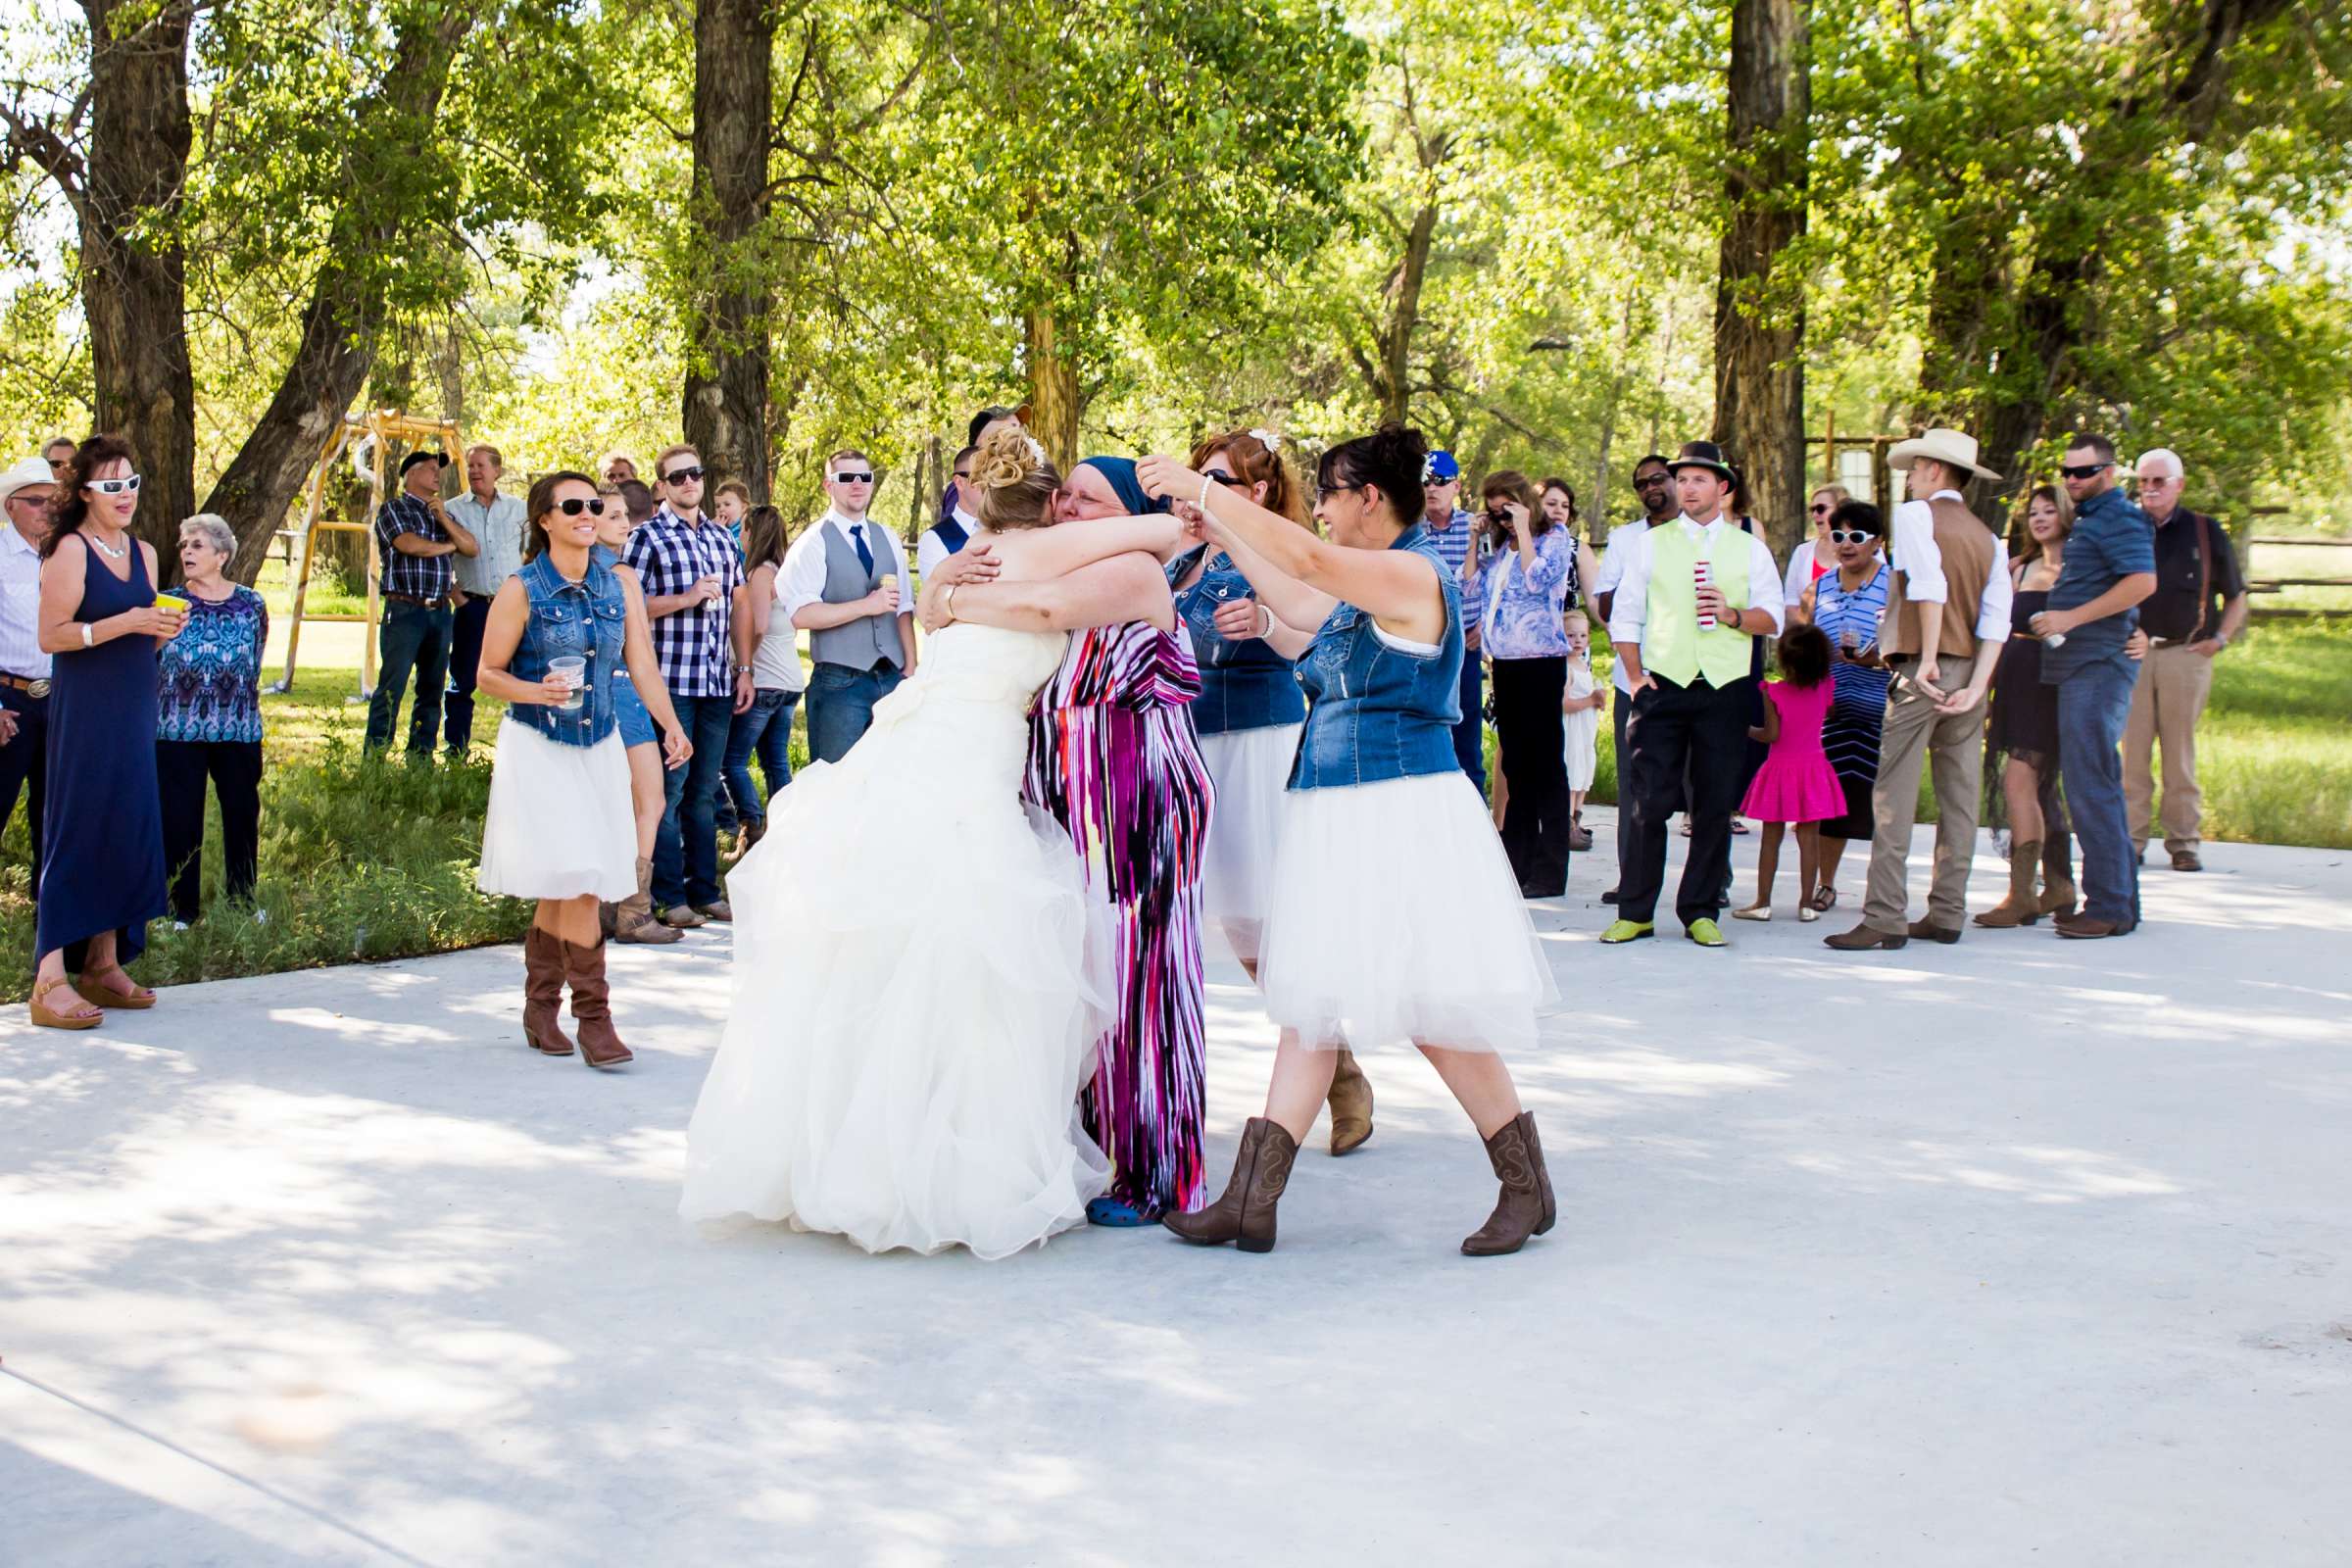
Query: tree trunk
[[681, 0, 774, 504], [214, 13, 473, 582], [1712, 0, 1811, 562], [79, 0, 197, 575], [1373, 199, 1439, 426], [1025, 308, 1079, 471]]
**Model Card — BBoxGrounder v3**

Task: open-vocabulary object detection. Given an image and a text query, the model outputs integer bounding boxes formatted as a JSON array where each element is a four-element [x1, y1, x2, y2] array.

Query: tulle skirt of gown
[[678, 625, 1111, 1259]]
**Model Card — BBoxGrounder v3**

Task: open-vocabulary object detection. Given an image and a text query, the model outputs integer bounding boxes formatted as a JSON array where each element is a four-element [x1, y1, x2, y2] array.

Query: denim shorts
[[613, 671, 657, 748]]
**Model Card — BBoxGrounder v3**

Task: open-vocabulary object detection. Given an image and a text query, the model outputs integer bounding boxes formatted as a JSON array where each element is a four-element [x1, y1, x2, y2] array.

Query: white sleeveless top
[[752, 569, 809, 693]]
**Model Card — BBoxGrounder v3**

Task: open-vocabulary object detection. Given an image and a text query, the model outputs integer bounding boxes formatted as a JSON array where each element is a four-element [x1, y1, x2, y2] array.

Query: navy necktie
[[851, 522, 874, 576]]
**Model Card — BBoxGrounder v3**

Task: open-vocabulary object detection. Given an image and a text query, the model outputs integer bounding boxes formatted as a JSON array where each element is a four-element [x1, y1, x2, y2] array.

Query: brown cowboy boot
[[563, 936, 634, 1070], [2037, 867, 2079, 918], [520, 925, 573, 1056], [612, 857, 681, 945], [1461, 1111, 1556, 1256], [1974, 840, 2042, 928], [1162, 1118, 1298, 1253], [1327, 1047, 1374, 1155]]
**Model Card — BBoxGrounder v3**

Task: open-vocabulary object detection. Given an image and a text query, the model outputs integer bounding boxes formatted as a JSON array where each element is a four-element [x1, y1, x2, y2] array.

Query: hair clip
[[1249, 427, 1281, 452]]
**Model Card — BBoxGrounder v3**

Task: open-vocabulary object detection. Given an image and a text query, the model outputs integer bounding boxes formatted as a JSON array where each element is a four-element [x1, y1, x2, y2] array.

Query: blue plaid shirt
[[374, 493, 454, 601], [622, 506, 744, 698]]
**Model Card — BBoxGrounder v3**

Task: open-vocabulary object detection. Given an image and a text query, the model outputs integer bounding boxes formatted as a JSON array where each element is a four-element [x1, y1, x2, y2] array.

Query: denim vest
[[1169, 547, 1308, 736], [1289, 524, 1464, 790], [506, 549, 626, 747]]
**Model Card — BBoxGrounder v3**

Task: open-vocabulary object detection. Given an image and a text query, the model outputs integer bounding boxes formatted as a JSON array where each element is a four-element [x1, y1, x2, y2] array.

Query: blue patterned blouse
[[1475, 526, 1574, 660], [157, 584, 269, 744]]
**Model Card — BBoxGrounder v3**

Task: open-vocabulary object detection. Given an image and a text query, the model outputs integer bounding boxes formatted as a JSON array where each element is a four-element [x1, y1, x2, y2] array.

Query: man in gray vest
[[782, 448, 916, 762]]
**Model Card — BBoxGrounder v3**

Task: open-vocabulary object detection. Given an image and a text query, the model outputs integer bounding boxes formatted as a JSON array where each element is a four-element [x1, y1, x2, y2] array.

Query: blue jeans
[[722, 689, 798, 826], [806, 662, 903, 764], [654, 693, 735, 908], [2056, 657, 2141, 927], [1451, 654, 1487, 794], [443, 594, 491, 755], [365, 601, 452, 756]]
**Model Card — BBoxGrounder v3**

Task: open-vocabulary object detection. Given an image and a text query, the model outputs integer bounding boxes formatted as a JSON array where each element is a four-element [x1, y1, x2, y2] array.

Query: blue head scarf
[[1076, 455, 1168, 516]]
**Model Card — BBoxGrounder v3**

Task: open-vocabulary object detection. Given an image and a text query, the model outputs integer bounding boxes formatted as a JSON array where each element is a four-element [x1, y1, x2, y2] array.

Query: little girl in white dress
[[1561, 610, 1603, 825]]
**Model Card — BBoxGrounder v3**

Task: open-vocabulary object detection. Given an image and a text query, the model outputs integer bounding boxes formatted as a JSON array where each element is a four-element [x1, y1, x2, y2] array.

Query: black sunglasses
[[1635, 472, 1671, 487], [2060, 463, 2111, 480], [662, 466, 705, 485], [1205, 471, 1249, 489], [1829, 527, 1875, 545], [1810, 503, 1834, 515], [555, 497, 608, 516], [1316, 483, 1361, 506], [832, 470, 874, 484]]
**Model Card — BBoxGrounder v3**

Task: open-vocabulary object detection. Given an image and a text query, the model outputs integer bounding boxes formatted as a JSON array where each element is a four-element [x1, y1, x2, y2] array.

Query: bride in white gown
[[680, 429, 1189, 1258]]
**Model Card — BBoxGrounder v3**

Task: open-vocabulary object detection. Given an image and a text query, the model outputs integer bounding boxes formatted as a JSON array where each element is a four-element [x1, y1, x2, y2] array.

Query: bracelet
[[941, 584, 958, 624], [80, 621, 93, 649], [1256, 605, 1274, 640], [1197, 472, 1214, 514]]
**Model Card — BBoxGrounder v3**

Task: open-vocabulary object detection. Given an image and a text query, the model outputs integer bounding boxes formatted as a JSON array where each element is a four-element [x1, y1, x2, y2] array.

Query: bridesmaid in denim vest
[[1139, 426, 1558, 1258], [474, 470, 688, 1071]]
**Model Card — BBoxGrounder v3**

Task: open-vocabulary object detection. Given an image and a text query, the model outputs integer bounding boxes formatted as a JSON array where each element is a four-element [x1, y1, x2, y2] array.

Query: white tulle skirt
[[1257, 771, 1557, 1054], [678, 649, 1112, 1259], [1197, 721, 1301, 962], [477, 724, 637, 902]]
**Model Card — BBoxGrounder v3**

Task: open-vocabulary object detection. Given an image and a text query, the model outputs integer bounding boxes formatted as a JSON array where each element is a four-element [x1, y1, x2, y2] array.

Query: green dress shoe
[[1686, 916, 1728, 948], [1599, 918, 1655, 944]]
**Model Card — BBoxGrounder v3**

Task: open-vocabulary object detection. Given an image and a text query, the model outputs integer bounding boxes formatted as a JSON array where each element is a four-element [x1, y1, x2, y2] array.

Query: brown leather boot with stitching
[[612, 857, 681, 945], [2037, 868, 2079, 918], [563, 937, 634, 1071], [521, 925, 574, 1056], [1327, 1048, 1374, 1155], [1974, 840, 2042, 928], [1163, 1118, 1298, 1253], [1462, 1111, 1556, 1256]]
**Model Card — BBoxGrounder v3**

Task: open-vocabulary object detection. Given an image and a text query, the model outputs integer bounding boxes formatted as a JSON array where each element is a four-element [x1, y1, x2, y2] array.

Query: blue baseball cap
[[1423, 450, 1461, 483]]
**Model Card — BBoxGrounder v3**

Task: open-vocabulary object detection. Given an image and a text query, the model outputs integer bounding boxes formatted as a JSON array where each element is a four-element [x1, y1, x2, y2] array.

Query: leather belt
[[383, 592, 452, 609], [0, 671, 51, 699]]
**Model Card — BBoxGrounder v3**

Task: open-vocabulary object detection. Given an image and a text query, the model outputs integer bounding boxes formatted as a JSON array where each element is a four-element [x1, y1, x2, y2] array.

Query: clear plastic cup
[[549, 656, 586, 711]]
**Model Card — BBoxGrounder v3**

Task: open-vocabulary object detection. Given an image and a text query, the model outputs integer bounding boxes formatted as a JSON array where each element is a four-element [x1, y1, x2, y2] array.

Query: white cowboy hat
[[0, 456, 58, 508], [1887, 427, 2002, 483]]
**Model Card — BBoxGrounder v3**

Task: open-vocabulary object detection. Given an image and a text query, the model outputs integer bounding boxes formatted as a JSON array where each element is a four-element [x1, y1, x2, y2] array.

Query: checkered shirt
[[375, 493, 453, 601], [622, 506, 744, 697]]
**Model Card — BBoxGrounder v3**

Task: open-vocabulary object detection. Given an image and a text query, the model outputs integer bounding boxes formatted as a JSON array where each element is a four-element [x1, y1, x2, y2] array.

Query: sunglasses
[[1205, 471, 1249, 489], [86, 473, 141, 495], [2060, 463, 2111, 480], [47, 460, 68, 473], [952, 469, 971, 481], [1635, 473, 1670, 487], [554, 497, 609, 516], [1316, 483, 1362, 506], [1829, 528, 1875, 545], [831, 471, 874, 484], [662, 466, 705, 485], [1810, 504, 1833, 516]]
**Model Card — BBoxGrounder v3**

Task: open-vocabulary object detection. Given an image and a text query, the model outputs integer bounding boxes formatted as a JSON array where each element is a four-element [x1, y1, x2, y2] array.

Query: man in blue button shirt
[[2033, 434, 2155, 939]]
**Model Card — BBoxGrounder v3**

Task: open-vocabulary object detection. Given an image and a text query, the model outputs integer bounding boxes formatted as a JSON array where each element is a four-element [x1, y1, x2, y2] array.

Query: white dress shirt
[[916, 506, 981, 582], [1889, 489, 2013, 644], [780, 511, 911, 624], [1593, 518, 1654, 695], [1604, 514, 1786, 661], [0, 523, 51, 678]]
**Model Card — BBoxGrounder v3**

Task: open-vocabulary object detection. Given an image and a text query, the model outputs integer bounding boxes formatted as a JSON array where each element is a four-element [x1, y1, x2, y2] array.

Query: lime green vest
[[1644, 521, 1752, 687]]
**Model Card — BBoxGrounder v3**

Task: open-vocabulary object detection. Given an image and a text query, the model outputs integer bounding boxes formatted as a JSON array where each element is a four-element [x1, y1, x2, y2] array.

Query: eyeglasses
[[1316, 483, 1361, 506], [554, 497, 608, 516], [86, 474, 141, 495], [2060, 463, 2111, 480], [662, 466, 705, 485], [1829, 528, 1875, 545], [831, 471, 874, 484]]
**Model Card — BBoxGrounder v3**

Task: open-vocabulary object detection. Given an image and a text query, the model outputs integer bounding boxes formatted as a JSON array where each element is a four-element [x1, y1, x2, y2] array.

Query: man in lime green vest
[[1600, 441, 1788, 948]]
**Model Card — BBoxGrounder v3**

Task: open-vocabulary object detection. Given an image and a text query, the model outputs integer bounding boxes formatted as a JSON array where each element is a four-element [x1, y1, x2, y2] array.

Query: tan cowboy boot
[[612, 857, 681, 945], [563, 936, 634, 1071], [1461, 1112, 1556, 1256], [1974, 840, 2042, 928], [2037, 866, 2079, 918], [1163, 1118, 1298, 1254], [1327, 1047, 1374, 1155], [520, 925, 574, 1056]]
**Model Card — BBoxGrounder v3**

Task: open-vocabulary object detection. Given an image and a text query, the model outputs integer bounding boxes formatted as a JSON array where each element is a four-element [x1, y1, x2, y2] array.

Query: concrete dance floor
[[6, 818, 2350, 1565]]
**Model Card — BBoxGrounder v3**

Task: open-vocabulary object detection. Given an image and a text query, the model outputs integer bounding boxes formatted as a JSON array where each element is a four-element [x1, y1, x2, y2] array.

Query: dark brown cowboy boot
[[1163, 1118, 1298, 1253], [1327, 1047, 1374, 1155], [1461, 1112, 1555, 1256], [520, 925, 573, 1056], [563, 936, 634, 1071]]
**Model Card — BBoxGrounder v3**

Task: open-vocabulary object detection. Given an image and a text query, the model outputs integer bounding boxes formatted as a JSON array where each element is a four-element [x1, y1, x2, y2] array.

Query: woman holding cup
[[476, 470, 689, 1070], [28, 434, 184, 1028]]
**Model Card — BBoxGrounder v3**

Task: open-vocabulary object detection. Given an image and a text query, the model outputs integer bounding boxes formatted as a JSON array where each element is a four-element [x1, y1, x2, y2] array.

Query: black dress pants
[[0, 685, 49, 898], [157, 740, 263, 922], [1492, 656, 1572, 896], [1617, 672, 1755, 927]]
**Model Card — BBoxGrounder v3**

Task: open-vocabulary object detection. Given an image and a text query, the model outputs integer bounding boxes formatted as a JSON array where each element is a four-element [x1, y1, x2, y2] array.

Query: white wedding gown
[[679, 623, 1112, 1258]]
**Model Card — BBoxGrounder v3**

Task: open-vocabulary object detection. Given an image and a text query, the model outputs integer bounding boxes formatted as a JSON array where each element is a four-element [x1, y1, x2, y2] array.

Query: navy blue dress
[[37, 538, 168, 968]]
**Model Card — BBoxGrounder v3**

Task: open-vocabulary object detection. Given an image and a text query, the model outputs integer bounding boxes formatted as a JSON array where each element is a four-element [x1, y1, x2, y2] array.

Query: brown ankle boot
[[612, 857, 681, 945], [521, 925, 574, 1056], [1974, 840, 2043, 927], [1327, 1047, 1374, 1155], [2037, 869, 2079, 918], [1163, 1118, 1298, 1253], [563, 937, 634, 1071], [1461, 1111, 1555, 1256]]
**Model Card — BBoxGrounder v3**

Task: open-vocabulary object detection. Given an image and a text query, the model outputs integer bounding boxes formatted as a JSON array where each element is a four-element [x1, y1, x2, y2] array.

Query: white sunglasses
[[87, 473, 142, 496]]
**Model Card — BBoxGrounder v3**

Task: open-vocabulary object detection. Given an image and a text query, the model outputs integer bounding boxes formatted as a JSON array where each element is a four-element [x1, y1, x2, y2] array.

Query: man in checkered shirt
[[366, 449, 477, 757], [625, 443, 746, 927]]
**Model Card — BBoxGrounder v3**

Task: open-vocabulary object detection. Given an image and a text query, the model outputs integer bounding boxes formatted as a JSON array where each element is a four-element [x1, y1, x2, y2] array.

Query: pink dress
[[1740, 678, 1846, 823]]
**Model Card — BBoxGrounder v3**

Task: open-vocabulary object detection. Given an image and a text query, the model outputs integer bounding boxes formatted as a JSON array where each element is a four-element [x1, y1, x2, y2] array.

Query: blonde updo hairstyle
[[970, 425, 1061, 531]]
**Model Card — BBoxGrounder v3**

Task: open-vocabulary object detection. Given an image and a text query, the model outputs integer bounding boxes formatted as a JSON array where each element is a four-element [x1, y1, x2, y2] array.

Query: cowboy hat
[[1888, 427, 2002, 483], [0, 456, 58, 508], [1666, 440, 1740, 485]]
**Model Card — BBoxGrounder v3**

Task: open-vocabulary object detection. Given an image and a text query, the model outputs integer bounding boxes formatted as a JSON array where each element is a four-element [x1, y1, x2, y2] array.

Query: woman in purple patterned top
[[1474, 470, 1582, 898], [156, 514, 269, 925]]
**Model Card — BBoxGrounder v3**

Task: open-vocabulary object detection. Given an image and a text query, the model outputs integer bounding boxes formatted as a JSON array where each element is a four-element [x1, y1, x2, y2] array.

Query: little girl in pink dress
[[1734, 624, 1846, 921]]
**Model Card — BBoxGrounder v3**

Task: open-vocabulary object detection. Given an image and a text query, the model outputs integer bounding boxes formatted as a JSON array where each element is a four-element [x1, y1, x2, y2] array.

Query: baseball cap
[[1423, 450, 1461, 483], [399, 449, 446, 476]]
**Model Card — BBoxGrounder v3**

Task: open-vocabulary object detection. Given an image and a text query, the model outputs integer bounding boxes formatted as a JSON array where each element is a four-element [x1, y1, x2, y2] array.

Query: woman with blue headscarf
[[922, 452, 1214, 1227]]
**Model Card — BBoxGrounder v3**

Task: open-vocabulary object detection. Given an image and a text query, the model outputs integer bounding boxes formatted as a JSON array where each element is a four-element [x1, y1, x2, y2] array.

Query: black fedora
[[1668, 440, 1740, 485]]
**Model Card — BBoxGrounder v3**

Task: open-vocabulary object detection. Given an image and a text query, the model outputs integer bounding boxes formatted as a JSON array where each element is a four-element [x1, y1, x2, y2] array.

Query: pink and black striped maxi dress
[[1023, 620, 1215, 1218]]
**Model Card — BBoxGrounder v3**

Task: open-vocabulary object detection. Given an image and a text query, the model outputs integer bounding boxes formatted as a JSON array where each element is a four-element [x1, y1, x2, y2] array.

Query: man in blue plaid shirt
[[366, 449, 477, 757], [624, 443, 745, 926]]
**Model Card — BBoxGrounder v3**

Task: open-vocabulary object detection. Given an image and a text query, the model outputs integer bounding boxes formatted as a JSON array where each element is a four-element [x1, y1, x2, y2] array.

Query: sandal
[[31, 975, 102, 1030], [1731, 817, 1751, 835], [74, 965, 157, 1010], [1807, 885, 1838, 912]]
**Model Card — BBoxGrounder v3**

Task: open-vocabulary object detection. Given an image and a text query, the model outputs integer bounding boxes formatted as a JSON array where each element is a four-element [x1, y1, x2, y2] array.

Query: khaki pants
[[1862, 654, 1987, 933], [2124, 642, 2215, 854]]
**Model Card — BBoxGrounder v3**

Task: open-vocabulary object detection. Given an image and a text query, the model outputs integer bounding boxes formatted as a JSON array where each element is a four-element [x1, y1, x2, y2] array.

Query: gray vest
[[808, 517, 904, 672]]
